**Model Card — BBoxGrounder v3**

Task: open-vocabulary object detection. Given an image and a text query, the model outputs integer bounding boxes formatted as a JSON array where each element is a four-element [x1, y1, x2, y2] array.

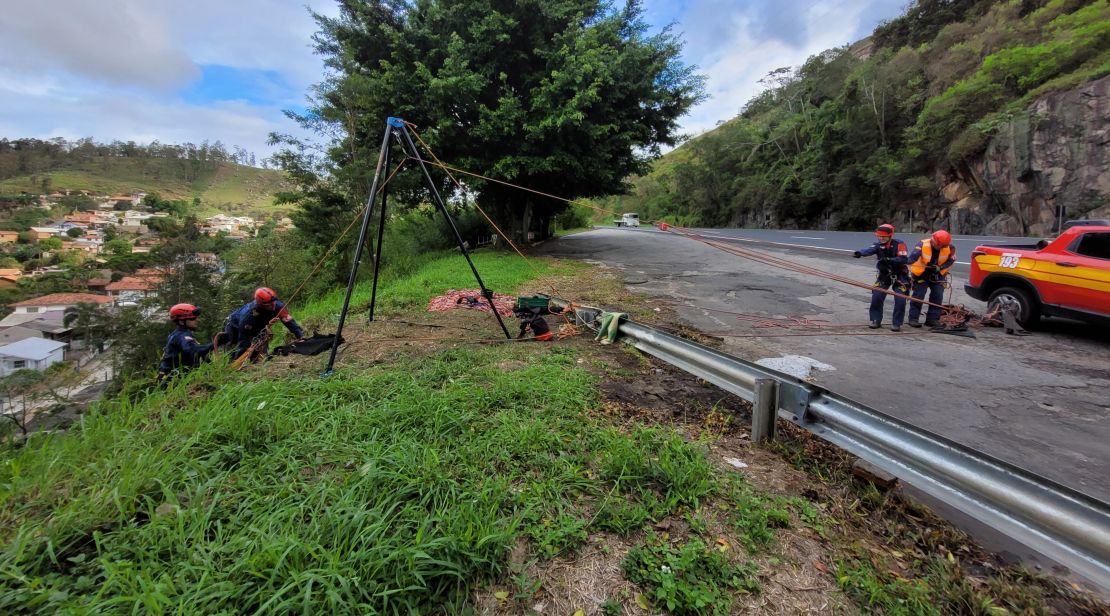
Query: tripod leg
[[324, 123, 393, 375], [368, 139, 391, 322], [397, 124, 512, 338]]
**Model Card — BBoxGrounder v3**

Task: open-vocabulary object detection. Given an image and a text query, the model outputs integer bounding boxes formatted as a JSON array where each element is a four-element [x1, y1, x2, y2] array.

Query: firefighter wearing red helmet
[[222, 287, 305, 360], [853, 223, 910, 331], [907, 230, 956, 327], [158, 303, 219, 378]]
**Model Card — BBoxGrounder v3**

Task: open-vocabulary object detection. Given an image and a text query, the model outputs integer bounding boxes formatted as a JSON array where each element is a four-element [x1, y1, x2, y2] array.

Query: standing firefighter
[[223, 287, 305, 361], [853, 224, 910, 331], [158, 303, 218, 379], [907, 230, 956, 327]]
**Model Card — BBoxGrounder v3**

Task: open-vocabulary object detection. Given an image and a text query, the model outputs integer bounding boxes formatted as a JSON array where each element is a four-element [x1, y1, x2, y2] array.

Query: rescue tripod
[[323, 117, 512, 376]]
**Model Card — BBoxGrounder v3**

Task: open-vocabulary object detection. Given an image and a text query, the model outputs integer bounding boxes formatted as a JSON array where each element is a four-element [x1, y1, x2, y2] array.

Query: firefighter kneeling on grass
[[158, 303, 222, 379], [853, 223, 910, 332], [907, 230, 956, 328], [223, 287, 306, 361]]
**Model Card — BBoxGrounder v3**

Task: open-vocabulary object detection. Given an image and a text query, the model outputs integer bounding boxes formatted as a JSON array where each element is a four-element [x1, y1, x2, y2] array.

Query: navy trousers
[[908, 279, 945, 323], [870, 272, 909, 326]]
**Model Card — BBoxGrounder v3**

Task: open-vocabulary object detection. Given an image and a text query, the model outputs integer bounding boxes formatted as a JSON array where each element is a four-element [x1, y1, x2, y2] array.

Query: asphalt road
[[686, 227, 1044, 271], [539, 227, 1110, 502]]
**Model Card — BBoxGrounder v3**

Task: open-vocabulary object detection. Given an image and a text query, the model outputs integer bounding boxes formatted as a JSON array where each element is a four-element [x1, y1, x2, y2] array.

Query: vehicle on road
[[965, 224, 1110, 327], [614, 213, 640, 227]]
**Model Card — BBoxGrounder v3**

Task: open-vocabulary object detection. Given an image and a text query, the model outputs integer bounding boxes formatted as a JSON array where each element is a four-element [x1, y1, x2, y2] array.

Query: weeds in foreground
[[624, 532, 759, 616]]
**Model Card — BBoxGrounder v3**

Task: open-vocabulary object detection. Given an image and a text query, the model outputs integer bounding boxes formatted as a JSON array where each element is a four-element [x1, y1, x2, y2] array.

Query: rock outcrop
[[896, 75, 1109, 236]]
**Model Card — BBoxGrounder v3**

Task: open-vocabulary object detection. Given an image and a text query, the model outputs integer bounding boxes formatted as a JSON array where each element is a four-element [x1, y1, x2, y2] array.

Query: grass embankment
[[1, 251, 1104, 614], [0, 252, 778, 613]]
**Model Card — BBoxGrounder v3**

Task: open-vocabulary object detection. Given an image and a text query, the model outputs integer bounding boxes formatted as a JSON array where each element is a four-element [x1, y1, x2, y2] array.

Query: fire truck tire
[[988, 286, 1040, 328]]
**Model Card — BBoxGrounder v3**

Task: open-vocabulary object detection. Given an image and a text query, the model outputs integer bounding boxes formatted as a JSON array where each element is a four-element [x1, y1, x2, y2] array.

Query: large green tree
[[289, 0, 704, 242]]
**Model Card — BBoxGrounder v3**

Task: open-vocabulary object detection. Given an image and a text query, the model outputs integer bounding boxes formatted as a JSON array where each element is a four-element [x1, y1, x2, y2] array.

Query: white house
[[0, 293, 114, 328], [0, 338, 67, 376]]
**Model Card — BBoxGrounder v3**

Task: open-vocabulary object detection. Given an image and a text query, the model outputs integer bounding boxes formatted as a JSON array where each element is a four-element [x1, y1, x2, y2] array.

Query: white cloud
[[0, 0, 904, 157], [663, 0, 905, 139], [0, 0, 197, 90]]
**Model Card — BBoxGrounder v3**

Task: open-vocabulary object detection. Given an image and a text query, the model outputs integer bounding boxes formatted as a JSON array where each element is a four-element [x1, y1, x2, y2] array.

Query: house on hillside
[[0, 338, 67, 376], [0, 230, 19, 243], [29, 227, 64, 240], [64, 212, 99, 226], [105, 275, 159, 305], [0, 293, 114, 327], [0, 313, 74, 348]]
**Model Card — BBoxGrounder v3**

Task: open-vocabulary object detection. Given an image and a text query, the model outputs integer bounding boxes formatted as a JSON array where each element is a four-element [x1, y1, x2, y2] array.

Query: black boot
[[908, 320, 922, 328], [869, 321, 881, 329], [891, 325, 901, 332]]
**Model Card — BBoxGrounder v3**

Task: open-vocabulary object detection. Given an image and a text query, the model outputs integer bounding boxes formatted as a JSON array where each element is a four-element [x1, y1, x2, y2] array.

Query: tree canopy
[[283, 0, 704, 242]]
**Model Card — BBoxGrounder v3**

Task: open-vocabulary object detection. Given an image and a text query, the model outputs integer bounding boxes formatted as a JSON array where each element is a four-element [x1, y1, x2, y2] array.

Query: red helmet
[[876, 224, 894, 239], [169, 303, 200, 321], [254, 287, 278, 304], [931, 230, 952, 247]]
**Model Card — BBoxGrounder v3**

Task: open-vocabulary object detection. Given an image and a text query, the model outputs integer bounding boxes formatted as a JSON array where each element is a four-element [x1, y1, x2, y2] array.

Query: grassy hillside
[[0, 158, 292, 217], [615, 0, 1110, 229]]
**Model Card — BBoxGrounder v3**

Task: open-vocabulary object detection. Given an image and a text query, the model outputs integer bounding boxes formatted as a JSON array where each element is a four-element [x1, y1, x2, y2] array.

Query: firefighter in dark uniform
[[158, 303, 219, 379], [853, 223, 910, 331], [907, 230, 956, 327], [223, 287, 305, 360]]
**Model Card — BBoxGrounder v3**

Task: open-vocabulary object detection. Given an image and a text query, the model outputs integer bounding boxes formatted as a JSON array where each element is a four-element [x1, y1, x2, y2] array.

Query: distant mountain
[[0, 139, 292, 218]]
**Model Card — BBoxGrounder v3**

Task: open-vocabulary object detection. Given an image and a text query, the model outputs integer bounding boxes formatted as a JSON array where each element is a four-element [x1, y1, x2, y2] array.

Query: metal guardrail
[[557, 302, 1110, 592]]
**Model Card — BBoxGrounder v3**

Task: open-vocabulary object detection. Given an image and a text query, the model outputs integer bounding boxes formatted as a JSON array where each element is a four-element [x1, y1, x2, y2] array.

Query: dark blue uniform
[[158, 327, 214, 376], [223, 299, 305, 357], [857, 239, 910, 327]]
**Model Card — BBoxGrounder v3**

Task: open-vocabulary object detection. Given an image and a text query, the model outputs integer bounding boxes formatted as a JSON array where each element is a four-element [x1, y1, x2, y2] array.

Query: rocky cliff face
[[902, 74, 1109, 237]]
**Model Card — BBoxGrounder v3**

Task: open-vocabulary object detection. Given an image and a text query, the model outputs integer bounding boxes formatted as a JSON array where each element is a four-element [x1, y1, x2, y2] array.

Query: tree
[[104, 238, 132, 255], [64, 302, 109, 358], [285, 0, 705, 242], [114, 200, 132, 211], [38, 236, 63, 251], [0, 369, 46, 439], [66, 227, 84, 238]]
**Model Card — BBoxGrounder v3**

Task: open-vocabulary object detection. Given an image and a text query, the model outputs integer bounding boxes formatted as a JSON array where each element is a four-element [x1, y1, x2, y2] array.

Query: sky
[[0, 0, 907, 162]]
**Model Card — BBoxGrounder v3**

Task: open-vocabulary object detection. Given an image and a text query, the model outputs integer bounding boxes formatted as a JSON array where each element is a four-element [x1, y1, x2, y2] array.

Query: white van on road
[[614, 213, 640, 227]]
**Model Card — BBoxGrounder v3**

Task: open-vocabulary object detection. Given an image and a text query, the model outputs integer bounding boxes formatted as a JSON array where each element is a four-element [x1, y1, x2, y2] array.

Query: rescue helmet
[[931, 230, 952, 247], [169, 303, 201, 321], [254, 287, 278, 304], [875, 224, 895, 240]]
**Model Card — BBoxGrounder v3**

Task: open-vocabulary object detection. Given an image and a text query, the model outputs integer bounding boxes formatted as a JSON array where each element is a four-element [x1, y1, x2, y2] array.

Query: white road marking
[[791, 236, 824, 240]]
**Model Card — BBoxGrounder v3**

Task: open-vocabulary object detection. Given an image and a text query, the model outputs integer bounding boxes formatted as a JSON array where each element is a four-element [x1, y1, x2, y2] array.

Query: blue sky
[[0, 0, 906, 161]]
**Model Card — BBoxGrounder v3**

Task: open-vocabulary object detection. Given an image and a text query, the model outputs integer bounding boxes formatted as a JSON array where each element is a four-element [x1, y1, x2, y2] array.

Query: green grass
[[624, 532, 759, 615], [0, 251, 741, 613], [295, 250, 578, 326], [0, 159, 290, 216]]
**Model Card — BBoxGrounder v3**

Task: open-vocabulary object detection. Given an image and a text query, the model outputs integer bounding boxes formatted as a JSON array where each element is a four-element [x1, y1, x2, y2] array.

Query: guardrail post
[[751, 378, 777, 443]]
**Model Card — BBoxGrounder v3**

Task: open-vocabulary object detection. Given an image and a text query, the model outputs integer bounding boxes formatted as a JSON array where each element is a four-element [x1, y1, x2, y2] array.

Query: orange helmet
[[876, 224, 894, 240], [931, 230, 952, 247], [169, 303, 200, 321], [254, 287, 278, 304]]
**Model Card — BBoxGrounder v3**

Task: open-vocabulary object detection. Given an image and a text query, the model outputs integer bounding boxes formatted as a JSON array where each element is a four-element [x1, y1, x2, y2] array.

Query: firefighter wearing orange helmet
[[222, 287, 305, 359], [853, 223, 910, 331], [907, 230, 956, 327], [158, 303, 221, 378]]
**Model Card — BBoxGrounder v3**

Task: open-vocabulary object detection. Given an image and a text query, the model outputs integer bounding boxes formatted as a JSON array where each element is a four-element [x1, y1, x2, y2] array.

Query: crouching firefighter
[[907, 230, 956, 327], [158, 303, 220, 380], [853, 223, 910, 331], [223, 287, 305, 361]]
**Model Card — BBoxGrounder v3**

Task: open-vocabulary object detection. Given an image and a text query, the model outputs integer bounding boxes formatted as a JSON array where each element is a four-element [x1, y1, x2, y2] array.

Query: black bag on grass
[[271, 332, 345, 357]]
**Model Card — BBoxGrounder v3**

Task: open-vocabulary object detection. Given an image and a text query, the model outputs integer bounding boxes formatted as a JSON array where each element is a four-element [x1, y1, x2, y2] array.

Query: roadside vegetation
[[609, 0, 1110, 229]]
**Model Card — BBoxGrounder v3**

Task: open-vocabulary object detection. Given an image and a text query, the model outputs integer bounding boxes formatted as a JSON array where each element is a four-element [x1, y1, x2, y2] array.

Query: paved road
[[539, 227, 1110, 502], [686, 227, 1044, 270]]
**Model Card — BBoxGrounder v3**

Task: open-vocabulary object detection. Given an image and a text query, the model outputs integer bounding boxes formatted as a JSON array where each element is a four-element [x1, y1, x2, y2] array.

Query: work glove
[[852, 251, 862, 258]]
